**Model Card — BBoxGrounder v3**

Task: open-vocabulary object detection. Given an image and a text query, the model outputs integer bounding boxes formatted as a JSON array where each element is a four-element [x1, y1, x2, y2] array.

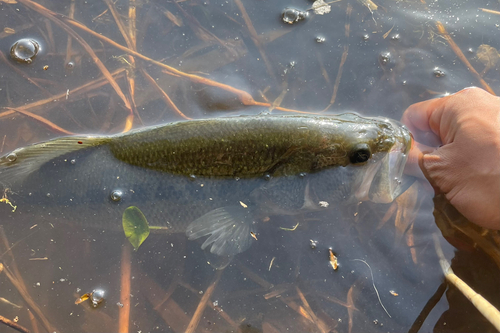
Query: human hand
[[402, 87, 500, 230]]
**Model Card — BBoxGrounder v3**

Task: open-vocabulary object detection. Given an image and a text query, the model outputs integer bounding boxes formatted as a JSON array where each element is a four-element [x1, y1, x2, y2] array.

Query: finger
[[401, 98, 449, 147], [403, 143, 439, 196], [401, 95, 450, 138], [411, 130, 442, 148], [403, 141, 435, 180], [401, 87, 491, 143]]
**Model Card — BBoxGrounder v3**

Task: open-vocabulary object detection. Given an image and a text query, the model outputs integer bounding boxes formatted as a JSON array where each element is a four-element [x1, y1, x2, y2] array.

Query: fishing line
[[352, 258, 392, 318]]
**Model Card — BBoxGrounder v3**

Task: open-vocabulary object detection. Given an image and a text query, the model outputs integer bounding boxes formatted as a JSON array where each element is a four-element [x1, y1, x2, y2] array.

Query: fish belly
[[0, 145, 264, 232]]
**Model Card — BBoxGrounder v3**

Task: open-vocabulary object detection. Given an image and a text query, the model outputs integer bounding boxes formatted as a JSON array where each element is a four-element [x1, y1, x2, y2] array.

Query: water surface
[[0, 0, 499, 332]]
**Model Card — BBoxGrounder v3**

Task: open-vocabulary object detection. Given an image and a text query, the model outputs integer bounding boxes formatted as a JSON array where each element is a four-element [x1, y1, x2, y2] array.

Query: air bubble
[[310, 240, 318, 249], [362, 34, 370, 41], [110, 189, 123, 202], [90, 289, 105, 308], [281, 7, 308, 25], [66, 61, 75, 70], [10, 39, 40, 64], [315, 36, 325, 43], [433, 68, 446, 77], [263, 173, 272, 181], [6, 152, 17, 162], [390, 33, 400, 41], [378, 51, 391, 66]]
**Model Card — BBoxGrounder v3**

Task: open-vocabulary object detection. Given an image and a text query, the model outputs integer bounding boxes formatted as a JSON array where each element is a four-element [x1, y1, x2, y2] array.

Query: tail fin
[[0, 136, 109, 187]]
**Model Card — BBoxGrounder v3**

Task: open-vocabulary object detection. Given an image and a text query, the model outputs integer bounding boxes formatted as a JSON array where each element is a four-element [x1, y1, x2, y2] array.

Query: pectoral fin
[[186, 206, 256, 256]]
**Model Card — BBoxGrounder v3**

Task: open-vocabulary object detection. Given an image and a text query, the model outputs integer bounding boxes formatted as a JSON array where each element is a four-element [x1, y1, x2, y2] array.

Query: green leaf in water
[[122, 206, 150, 251]]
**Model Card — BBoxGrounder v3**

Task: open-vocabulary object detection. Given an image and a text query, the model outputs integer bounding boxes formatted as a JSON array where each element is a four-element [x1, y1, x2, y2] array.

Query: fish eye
[[349, 144, 371, 164]]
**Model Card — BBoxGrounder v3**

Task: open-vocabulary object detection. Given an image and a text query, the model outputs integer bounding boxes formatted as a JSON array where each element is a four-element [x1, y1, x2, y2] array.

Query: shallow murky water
[[0, 0, 499, 332]]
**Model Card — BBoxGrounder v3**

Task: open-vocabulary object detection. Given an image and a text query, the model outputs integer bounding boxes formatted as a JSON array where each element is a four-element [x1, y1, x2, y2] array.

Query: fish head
[[349, 117, 412, 203]]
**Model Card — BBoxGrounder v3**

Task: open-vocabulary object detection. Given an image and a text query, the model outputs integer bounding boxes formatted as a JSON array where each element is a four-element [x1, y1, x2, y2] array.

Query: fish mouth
[[355, 119, 412, 203]]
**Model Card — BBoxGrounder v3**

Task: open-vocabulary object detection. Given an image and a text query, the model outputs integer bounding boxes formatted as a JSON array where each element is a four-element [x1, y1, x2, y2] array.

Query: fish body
[[0, 114, 411, 255]]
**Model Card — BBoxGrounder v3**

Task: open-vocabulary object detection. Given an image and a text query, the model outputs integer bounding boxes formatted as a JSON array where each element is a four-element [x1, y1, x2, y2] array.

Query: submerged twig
[[268, 257, 276, 271], [346, 285, 355, 333], [323, 4, 351, 110], [0, 228, 56, 333], [140, 69, 191, 120], [279, 222, 299, 231], [127, 0, 138, 129], [48, 9, 312, 113], [104, 0, 138, 131], [104, 0, 133, 48], [17, 0, 133, 112], [65, 0, 76, 65], [118, 243, 132, 333], [318, 293, 357, 310], [0, 314, 30, 333], [436, 21, 495, 95], [92, 7, 109, 21], [6, 107, 74, 135], [172, 1, 235, 56], [479, 8, 500, 15], [52, 24, 309, 115], [26, 309, 39, 333], [234, 0, 276, 81], [324, 45, 348, 110], [0, 51, 51, 96], [63, 13, 259, 105], [153, 277, 180, 311], [140, 271, 189, 333], [185, 269, 223, 333], [0, 68, 126, 120], [128, 0, 137, 48], [42, 19, 56, 53], [176, 280, 239, 330], [0, 297, 22, 309], [270, 83, 288, 112], [296, 287, 330, 333], [237, 261, 326, 325], [433, 234, 500, 331]]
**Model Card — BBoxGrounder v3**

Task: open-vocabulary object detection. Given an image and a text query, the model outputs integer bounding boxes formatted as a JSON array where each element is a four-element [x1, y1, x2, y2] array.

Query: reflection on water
[[0, 0, 499, 332]]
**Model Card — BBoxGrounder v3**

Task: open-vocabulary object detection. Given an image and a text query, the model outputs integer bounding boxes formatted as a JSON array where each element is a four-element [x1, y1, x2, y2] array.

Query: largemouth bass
[[0, 114, 411, 255]]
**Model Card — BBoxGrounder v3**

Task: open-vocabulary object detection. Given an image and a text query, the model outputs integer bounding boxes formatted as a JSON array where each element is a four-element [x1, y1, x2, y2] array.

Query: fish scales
[[107, 116, 358, 177], [0, 114, 412, 255]]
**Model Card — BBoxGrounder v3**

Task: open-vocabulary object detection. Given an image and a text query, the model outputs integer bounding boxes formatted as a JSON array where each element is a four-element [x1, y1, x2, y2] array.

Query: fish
[[0, 113, 411, 256]]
